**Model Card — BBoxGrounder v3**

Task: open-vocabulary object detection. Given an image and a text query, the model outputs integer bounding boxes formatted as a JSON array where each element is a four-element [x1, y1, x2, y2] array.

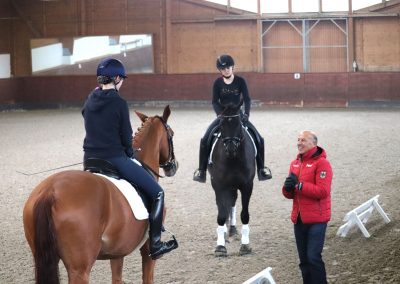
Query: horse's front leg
[[140, 240, 156, 284], [110, 258, 124, 284], [228, 190, 239, 238], [239, 183, 253, 255], [214, 188, 233, 257]]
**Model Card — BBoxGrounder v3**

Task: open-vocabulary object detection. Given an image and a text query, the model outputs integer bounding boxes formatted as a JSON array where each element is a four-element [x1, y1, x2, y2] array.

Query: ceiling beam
[[10, 0, 42, 37]]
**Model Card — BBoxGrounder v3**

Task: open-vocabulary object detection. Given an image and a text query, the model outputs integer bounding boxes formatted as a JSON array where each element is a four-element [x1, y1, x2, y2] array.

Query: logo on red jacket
[[320, 171, 327, 179]]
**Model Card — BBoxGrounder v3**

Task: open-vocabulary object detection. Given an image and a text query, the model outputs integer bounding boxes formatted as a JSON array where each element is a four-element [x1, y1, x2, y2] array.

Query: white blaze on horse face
[[241, 224, 250, 245], [217, 225, 227, 246]]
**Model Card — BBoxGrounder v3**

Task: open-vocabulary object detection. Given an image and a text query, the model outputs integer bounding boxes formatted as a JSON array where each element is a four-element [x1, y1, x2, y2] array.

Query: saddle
[[207, 126, 257, 165], [84, 158, 120, 179], [83, 158, 151, 210]]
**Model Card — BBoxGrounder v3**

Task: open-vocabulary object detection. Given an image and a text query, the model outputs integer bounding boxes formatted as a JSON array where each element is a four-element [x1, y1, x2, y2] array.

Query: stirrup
[[150, 236, 178, 260], [149, 229, 179, 260], [193, 169, 206, 183], [258, 167, 272, 181]]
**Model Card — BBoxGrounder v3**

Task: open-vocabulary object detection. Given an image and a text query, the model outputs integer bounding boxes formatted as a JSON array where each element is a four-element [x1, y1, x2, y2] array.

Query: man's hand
[[284, 172, 298, 192]]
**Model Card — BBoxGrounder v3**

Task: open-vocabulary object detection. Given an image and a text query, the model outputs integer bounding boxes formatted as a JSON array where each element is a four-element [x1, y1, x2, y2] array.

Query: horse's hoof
[[214, 245, 227, 257], [239, 244, 252, 255], [228, 225, 238, 238]]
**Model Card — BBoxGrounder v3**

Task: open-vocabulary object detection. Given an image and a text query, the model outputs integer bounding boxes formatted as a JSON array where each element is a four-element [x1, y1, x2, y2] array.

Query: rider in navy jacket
[[83, 88, 134, 159], [82, 58, 178, 260]]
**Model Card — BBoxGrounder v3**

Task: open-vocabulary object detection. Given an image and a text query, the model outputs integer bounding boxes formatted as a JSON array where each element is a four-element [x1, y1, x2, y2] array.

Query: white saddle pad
[[94, 173, 149, 220]]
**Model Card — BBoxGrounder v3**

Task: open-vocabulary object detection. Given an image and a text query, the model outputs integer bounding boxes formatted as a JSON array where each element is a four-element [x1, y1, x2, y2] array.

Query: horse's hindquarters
[[24, 170, 149, 264]]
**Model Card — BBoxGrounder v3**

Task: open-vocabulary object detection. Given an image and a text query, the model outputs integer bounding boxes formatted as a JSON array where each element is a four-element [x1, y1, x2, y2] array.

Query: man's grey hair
[[301, 130, 318, 145]]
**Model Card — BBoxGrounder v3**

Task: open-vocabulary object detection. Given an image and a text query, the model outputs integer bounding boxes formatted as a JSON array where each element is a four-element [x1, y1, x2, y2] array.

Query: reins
[[155, 115, 177, 172], [220, 114, 240, 118], [219, 113, 244, 146], [133, 115, 176, 179]]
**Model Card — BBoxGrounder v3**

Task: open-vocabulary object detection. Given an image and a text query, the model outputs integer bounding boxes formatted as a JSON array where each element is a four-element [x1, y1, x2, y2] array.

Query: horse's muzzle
[[162, 159, 179, 177]]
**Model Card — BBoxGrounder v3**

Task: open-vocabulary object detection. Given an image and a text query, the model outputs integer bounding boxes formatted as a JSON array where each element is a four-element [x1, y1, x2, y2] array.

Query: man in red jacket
[[282, 130, 333, 284]]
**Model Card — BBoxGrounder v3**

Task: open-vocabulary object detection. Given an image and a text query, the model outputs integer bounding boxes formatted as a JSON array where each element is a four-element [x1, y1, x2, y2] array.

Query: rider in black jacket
[[193, 54, 272, 183]]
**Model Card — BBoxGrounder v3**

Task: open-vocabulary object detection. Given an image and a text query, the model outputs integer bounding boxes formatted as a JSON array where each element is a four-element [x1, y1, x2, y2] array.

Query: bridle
[[219, 114, 244, 151], [155, 116, 177, 172]]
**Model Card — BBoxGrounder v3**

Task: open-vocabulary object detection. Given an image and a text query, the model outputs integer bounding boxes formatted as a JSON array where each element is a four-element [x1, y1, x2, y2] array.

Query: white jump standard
[[336, 195, 390, 238], [242, 267, 276, 284]]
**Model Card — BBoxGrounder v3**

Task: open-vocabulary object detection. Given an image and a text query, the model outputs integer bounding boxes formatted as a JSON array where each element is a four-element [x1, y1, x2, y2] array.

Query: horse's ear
[[135, 111, 148, 122], [162, 105, 171, 122]]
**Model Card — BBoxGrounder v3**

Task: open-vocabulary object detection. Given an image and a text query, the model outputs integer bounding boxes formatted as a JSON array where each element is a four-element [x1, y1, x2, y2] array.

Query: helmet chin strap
[[112, 76, 122, 91]]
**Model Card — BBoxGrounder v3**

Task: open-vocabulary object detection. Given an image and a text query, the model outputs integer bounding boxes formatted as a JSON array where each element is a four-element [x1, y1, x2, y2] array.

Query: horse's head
[[134, 105, 178, 177], [218, 103, 243, 158]]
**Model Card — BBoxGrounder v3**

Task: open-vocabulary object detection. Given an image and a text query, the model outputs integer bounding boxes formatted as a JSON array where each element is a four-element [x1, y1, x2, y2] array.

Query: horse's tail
[[32, 191, 60, 284]]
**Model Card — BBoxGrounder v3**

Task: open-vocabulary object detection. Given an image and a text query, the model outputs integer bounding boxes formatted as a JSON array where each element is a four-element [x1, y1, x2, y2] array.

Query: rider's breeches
[[202, 118, 220, 141], [198, 118, 220, 170], [107, 156, 163, 201], [245, 121, 266, 169]]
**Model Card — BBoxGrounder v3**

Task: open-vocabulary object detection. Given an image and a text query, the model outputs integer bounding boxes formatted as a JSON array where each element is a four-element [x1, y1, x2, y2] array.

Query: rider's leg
[[193, 118, 219, 183], [107, 156, 178, 259], [256, 137, 272, 180], [246, 122, 272, 181], [193, 138, 208, 183], [148, 191, 178, 259]]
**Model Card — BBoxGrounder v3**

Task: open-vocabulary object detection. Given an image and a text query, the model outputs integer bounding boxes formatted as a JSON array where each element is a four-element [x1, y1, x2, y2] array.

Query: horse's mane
[[132, 116, 166, 179], [133, 117, 153, 148]]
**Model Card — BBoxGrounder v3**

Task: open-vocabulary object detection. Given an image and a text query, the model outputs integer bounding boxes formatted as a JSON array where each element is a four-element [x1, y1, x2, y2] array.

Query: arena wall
[[1, 0, 399, 109], [1, 0, 399, 76], [1, 72, 399, 110]]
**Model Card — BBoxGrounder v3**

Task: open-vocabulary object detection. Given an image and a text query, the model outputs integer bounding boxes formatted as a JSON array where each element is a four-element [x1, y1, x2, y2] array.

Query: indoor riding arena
[[1, 1, 399, 284]]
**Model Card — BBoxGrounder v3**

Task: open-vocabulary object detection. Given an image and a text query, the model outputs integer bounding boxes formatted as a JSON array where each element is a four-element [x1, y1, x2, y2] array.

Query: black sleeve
[[120, 100, 134, 157], [240, 77, 251, 116], [212, 79, 223, 116]]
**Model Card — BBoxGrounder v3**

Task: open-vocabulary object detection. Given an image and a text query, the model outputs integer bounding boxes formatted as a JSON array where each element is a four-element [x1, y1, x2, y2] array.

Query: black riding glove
[[127, 147, 141, 160], [242, 113, 249, 125], [284, 172, 298, 192], [126, 147, 134, 159]]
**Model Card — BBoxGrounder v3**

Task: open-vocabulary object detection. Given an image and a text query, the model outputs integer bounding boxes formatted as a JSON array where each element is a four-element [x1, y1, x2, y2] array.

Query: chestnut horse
[[23, 105, 178, 284]]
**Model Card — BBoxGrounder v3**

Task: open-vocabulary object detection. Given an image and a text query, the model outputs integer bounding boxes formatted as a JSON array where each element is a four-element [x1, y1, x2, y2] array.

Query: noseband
[[222, 136, 242, 148], [155, 116, 177, 172]]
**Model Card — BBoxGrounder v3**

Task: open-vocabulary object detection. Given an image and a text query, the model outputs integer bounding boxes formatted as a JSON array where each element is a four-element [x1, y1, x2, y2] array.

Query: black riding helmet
[[216, 54, 234, 70], [96, 58, 127, 84]]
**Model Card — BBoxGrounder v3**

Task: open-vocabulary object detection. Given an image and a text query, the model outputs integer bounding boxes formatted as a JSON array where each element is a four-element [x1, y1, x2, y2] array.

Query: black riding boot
[[255, 137, 272, 181], [149, 192, 178, 260], [193, 138, 208, 183]]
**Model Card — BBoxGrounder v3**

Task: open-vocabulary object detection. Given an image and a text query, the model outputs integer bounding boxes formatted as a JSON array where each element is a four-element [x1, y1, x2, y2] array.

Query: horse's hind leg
[[63, 258, 94, 284], [140, 240, 156, 284], [62, 249, 98, 284], [110, 258, 124, 284], [239, 184, 253, 256], [57, 229, 101, 283]]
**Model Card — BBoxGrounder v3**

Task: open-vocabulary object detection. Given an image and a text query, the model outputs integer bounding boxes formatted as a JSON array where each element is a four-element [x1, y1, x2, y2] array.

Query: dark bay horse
[[208, 104, 256, 257], [23, 105, 178, 284]]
